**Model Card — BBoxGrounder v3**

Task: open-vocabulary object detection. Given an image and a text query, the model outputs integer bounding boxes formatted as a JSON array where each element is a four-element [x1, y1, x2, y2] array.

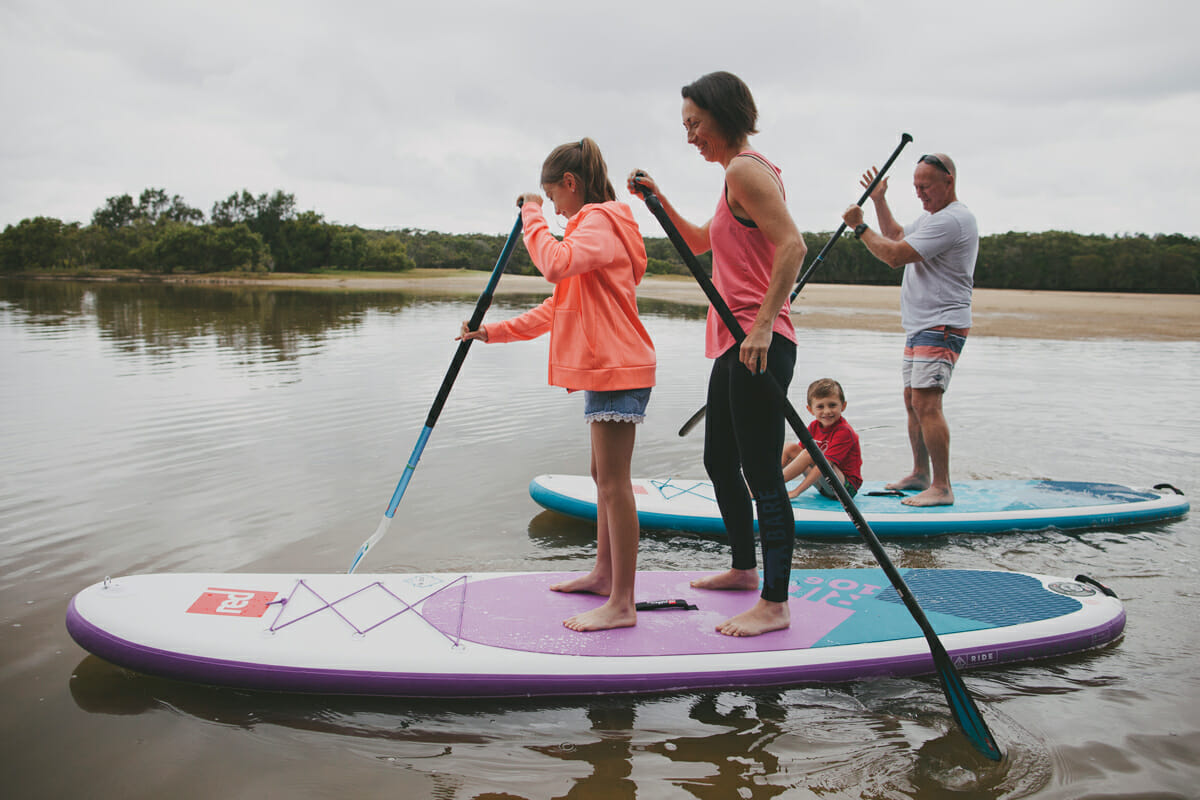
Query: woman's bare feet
[[689, 568, 759, 591], [550, 572, 611, 595], [716, 598, 790, 637], [563, 601, 636, 632]]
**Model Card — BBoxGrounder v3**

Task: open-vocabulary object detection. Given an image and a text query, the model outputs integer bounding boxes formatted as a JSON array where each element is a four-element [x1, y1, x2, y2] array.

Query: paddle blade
[[678, 405, 707, 437], [348, 515, 393, 574], [934, 647, 1004, 761]]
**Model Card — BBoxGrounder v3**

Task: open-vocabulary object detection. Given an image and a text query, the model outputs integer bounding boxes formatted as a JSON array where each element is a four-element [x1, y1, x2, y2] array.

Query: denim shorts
[[583, 387, 651, 424]]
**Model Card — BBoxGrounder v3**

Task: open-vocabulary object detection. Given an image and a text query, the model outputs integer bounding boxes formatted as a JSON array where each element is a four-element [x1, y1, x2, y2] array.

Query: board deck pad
[[419, 570, 1080, 657], [529, 475, 1190, 538], [67, 568, 1125, 697]]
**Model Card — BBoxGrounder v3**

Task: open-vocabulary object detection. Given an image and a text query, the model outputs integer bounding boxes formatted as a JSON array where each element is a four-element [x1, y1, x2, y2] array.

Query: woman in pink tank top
[[628, 71, 807, 638]]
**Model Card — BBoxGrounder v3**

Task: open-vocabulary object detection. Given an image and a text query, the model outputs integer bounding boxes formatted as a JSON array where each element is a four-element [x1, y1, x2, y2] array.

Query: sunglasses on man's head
[[918, 154, 951, 174]]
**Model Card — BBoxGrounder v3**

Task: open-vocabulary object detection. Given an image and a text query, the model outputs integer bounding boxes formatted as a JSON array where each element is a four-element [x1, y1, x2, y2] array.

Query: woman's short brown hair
[[681, 71, 759, 143]]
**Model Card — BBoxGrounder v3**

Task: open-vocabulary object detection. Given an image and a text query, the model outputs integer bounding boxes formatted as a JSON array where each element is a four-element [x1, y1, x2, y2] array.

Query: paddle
[[348, 204, 525, 573], [677, 133, 914, 437], [631, 179, 1003, 762]]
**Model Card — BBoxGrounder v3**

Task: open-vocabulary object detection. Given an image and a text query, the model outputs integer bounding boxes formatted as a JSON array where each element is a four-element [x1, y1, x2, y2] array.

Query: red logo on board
[[187, 588, 278, 618]]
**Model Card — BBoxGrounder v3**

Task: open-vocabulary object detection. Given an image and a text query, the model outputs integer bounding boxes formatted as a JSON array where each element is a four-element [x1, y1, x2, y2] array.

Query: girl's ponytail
[[540, 137, 617, 205]]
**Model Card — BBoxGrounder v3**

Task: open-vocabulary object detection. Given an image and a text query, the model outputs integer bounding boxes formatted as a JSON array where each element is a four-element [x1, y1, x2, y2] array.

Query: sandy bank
[[184, 270, 1198, 342]]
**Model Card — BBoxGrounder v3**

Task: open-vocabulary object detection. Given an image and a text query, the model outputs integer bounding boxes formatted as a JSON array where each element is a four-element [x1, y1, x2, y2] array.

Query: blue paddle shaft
[[348, 208, 524, 573]]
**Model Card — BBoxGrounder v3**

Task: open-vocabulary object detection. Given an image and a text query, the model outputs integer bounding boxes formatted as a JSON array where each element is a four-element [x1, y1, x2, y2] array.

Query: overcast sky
[[3, 0, 1197, 240]]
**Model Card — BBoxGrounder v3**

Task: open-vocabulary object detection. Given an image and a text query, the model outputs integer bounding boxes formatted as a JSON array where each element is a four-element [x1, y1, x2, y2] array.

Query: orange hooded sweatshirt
[[483, 200, 656, 392]]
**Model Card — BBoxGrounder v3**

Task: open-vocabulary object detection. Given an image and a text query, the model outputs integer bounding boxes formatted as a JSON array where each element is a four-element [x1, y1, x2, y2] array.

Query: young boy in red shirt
[[782, 378, 863, 500]]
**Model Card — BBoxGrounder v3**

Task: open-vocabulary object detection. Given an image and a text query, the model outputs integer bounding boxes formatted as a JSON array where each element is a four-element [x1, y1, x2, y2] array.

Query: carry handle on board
[[630, 174, 1003, 763]]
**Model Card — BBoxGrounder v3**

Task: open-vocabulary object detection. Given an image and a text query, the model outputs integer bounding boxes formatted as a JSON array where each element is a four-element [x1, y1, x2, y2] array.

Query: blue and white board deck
[[529, 474, 1190, 539], [66, 568, 1124, 698]]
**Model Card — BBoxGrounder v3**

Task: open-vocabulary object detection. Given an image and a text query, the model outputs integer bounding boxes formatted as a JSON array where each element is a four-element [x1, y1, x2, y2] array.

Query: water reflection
[[70, 651, 1062, 798], [4, 278, 1198, 799], [1, 280, 705, 366]]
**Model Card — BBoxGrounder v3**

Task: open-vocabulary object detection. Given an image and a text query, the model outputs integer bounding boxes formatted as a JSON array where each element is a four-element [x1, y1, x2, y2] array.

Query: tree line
[[1, 187, 1197, 293]]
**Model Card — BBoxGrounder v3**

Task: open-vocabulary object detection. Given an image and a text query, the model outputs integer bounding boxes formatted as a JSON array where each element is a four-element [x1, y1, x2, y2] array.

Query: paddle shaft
[[636, 185, 1001, 761], [676, 133, 913, 438], [790, 132, 912, 300], [348, 207, 524, 573]]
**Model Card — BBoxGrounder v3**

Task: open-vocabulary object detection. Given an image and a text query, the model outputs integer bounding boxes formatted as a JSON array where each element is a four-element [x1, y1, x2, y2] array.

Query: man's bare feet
[[563, 601, 636, 632], [716, 598, 790, 637], [885, 473, 930, 492], [689, 568, 759, 591], [901, 486, 954, 507], [550, 572, 611, 595]]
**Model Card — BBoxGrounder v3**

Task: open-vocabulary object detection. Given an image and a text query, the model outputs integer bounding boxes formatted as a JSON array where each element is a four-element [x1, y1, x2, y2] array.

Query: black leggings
[[703, 333, 796, 603]]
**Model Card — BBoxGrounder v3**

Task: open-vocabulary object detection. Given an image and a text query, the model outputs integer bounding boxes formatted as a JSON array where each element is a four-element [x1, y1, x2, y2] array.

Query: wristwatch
[[854, 223, 869, 239]]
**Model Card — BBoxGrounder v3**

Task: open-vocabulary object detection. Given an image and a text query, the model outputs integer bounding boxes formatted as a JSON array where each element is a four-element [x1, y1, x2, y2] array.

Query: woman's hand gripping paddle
[[631, 176, 1002, 762], [348, 203, 524, 573], [676, 133, 913, 437]]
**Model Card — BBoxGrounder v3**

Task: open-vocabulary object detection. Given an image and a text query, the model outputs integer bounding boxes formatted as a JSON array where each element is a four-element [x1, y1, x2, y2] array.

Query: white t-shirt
[[900, 201, 978, 335]]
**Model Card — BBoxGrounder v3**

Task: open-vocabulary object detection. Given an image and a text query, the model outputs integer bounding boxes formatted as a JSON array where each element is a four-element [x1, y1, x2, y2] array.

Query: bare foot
[[716, 598, 790, 637], [690, 568, 759, 591], [901, 486, 954, 507], [885, 473, 930, 491], [550, 572, 611, 595], [563, 602, 636, 632]]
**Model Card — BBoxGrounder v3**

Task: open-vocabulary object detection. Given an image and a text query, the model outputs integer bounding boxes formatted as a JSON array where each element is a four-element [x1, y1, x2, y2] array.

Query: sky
[[2, 0, 1198, 240]]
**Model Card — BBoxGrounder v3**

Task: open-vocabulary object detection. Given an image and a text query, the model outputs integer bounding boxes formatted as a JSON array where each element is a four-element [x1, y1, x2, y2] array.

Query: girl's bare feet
[[550, 572, 611, 595], [563, 601, 635, 632]]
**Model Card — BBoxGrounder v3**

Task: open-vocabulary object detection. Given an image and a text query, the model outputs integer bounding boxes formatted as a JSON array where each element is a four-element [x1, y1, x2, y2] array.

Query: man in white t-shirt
[[842, 153, 978, 506]]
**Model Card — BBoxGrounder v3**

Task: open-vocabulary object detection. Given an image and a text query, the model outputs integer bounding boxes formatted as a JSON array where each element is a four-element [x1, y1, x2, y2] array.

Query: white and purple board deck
[[66, 568, 1124, 698], [529, 475, 1190, 539]]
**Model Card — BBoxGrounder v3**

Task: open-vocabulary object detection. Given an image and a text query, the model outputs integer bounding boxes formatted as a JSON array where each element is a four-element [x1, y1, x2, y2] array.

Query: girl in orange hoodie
[[458, 138, 656, 632]]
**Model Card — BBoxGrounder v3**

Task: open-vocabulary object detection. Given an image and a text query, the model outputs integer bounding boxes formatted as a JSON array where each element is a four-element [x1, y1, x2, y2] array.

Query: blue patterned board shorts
[[902, 326, 969, 391], [584, 387, 651, 424]]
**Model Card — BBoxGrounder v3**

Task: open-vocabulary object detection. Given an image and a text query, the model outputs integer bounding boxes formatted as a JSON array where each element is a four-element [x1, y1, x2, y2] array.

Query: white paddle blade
[[347, 515, 393, 574]]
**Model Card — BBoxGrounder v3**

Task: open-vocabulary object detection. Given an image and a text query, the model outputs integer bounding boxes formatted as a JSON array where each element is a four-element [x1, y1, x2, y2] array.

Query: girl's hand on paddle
[[456, 321, 488, 343], [627, 170, 656, 198], [860, 167, 887, 201], [517, 192, 543, 208]]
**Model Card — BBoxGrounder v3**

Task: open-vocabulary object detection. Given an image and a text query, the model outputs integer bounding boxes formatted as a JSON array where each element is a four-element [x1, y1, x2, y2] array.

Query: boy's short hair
[[807, 378, 846, 405]]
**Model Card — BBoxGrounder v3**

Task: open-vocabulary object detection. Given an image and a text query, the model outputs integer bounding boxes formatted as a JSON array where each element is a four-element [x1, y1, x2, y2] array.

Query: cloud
[[2, 0, 1197, 237]]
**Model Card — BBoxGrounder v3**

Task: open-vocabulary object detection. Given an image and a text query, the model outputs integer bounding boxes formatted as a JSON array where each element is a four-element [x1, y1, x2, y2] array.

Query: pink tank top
[[705, 151, 797, 358]]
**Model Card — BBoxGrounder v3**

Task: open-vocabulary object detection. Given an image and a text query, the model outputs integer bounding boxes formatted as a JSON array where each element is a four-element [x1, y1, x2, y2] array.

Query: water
[[2, 279, 1197, 799]]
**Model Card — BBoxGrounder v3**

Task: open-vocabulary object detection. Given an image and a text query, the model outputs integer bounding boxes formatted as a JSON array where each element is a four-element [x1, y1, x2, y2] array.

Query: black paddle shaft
[[791, 133, 913, 298], [634, 183, 1002, 762], [424, 202, 524, 428]]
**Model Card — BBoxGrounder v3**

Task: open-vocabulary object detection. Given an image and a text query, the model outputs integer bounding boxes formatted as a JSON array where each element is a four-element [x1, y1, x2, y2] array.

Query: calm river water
[[2, 279, 1197, 799]]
